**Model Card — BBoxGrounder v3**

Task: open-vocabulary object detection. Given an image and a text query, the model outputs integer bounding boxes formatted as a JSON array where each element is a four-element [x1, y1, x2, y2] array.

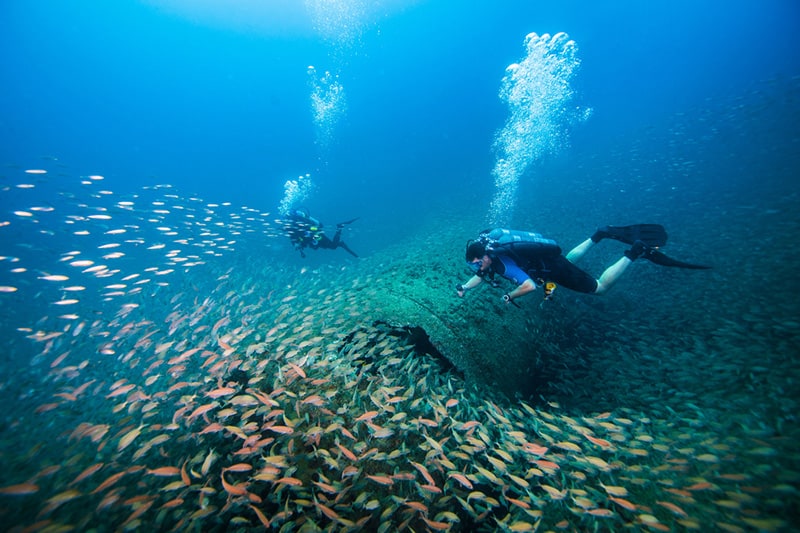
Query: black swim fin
[[643, 249, 711, 270], [596, 224, 668, 247], [336, 217, 359, 228]]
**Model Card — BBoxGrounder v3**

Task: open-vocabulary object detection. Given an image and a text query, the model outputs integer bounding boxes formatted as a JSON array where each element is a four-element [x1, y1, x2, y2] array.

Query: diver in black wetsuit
[[281, 208, 358, 258], [456, 225, 710, 305]]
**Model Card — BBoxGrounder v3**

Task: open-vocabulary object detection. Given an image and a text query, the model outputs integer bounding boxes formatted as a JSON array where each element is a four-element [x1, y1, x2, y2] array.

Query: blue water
[[2, 1, 797, 216]]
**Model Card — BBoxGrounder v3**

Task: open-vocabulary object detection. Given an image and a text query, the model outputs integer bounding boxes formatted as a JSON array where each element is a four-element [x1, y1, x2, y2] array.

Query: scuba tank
[[482, 228, 562, 258]]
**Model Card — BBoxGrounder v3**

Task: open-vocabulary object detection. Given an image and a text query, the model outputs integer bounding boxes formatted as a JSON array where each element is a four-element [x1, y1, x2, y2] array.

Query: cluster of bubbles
[[278, 173, 315, 216], [488, 32, 591, 226], [302, 0, 367, 159], [304, 0, 368, 53], [307, 66, 348, 152]]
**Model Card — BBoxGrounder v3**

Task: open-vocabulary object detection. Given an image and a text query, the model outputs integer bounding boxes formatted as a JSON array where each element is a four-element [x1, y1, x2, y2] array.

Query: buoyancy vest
[[480, 228, 562, 262]]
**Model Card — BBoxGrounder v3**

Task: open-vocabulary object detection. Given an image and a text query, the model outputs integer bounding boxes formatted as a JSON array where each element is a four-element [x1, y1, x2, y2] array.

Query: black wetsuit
[[283, 211, 357, 258], [484, 249, 598, 294]]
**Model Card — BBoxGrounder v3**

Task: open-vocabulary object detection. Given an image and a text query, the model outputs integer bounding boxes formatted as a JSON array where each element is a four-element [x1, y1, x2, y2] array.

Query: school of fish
[[0, 163, 797, 532]]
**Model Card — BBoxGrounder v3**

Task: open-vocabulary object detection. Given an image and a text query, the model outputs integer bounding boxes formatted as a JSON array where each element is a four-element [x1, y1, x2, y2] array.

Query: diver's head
[[465, 240, 486, 262]]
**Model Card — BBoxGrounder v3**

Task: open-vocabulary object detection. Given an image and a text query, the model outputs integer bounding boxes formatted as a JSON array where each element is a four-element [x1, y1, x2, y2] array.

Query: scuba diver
[[281, 208, 359, 258], [456, 225, 710, 305]]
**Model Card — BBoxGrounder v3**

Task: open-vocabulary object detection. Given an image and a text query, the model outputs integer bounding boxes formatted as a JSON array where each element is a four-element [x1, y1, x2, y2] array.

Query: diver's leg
[[565, 238, 594, 263], [594, 241, 648, 294], [566, 227, 617, 263], [594, 256, 632, 294], [316, 236, 336, 250], [548, 257, 597, 294], [338, 241, 358, 258], [332, 228, 357, 256]]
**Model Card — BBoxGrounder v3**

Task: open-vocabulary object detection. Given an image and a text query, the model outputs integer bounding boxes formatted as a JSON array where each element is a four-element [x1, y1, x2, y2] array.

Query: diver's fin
[[643, 248, 711, 270], [604, 224, 667, 247], [336, 217, 359, 228]]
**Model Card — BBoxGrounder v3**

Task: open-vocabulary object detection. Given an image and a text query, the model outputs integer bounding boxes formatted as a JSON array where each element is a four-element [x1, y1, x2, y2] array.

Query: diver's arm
[[456, 275, 482, 297], [504, 279, 536, 303]]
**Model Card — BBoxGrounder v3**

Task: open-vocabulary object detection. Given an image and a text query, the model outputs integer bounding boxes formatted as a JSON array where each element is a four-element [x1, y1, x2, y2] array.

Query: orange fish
[[211, 316, 230, 335], [609, 496, 637, 511], [208, 360, 227, 375], [106, 383, 136, 398], [410, 461, 436, 486], [0, 483, 39, 495], [50, 351, 70, 368], [301, 395, 324, 406], [416, 418, 438, 428], [535, 459, 560, 471], [188, 403, 218, 421], [96, 491, 121, 511], [419, 483, 443, 495], [69, 463, 104, 486], [313, 480, 337, 493], [35, 465, 61, 479], [122, 499, 153, 525], [109, 378, 127, 390], [220, 473, 248, 496], [447, 472, 473, 490], [206, 387, 236, 399], [92, 471, 126, 494], [405, 501, 429, 513], [224, 425, 248, 440], [354, 410, 379, 422], [217, 338, 234, 354], [161, 497, 184, 509], [117, 425, 145, 452], [365, 474, 394, 486], [53, 392, 78, 402], [584, 433, 613, 448], [123, 494, 153, 505], [422, 518, 450, 531], [45, 489, 81, 507], [663, 488, 692, 498], [586, 508, 614, 517], [250, 504, 271, 528], [199, 423, 224, 435], [142, 359, 163, 376], [336, 442, 357, 462], [166, 381, 193, 394], [274, 477, 303, 487], [686, 482, 715, 491], [314, 501, 349, 525], [223, 463, 253, 473], [523, 442, 549, 456], [656, 500, 688, 517], [71, 379, 96, 398], [264, 424, 293, 435], [146, 467, 180, 477], [167, 347, 200, 365], [339, 426, 356, 441], [287, 362, 306, 379], [506, 496, 530, 510], [180, 460, 191, 486]]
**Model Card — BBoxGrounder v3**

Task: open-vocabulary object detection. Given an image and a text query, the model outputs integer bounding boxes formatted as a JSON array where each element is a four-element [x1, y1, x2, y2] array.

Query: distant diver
[[456, 225, 710, 305], [282, 208, 358, 258]]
